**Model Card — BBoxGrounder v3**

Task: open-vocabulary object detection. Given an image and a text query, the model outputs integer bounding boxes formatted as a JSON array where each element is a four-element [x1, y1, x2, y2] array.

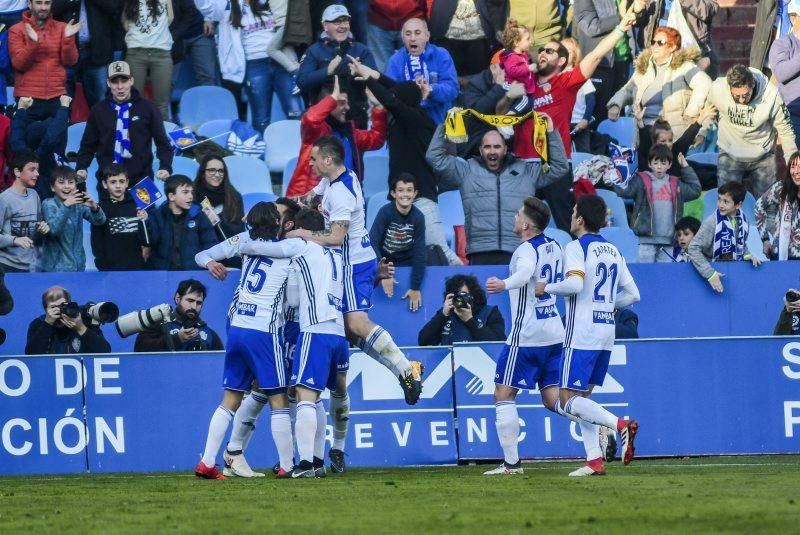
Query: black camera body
[[58, 301, 120, 324], [453, 291, 474, 309], [181, 317, 207, 330]]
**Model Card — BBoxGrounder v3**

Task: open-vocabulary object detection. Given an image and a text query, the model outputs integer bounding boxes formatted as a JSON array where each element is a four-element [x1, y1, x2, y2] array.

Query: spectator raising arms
[[756, 151, 800, 260], [122, 0, 174, 120]]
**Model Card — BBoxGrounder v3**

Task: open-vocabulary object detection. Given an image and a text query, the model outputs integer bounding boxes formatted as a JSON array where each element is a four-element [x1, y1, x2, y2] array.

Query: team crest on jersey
[[535, 304, 557, 319], [227, 235, 240, 246], [592, 311, 615, 324], [236, 302, 257, 316], [328, 294, 343, 311]]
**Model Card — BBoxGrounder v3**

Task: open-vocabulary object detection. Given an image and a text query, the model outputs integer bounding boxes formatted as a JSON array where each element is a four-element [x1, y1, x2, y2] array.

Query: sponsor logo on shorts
[[592, 310, 615, 324], [535, 304, 558, 320], [236, 302, 257, 317]]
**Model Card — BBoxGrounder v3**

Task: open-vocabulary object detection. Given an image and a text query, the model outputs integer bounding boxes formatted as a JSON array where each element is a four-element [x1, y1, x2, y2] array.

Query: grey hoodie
[[707, 68, 797, 162]]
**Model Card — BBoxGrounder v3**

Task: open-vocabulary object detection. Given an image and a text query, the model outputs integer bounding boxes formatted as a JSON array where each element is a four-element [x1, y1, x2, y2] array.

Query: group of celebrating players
[[191, 134, 641, 479]]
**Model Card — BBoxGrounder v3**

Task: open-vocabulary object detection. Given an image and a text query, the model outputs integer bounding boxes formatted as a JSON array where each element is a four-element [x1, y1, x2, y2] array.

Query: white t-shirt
[[125, 0, 173, 51], [239, 2, 276, 61], [571, 79, 596, 125], [561, 234, 635, 351], [314, 170, 377, 266], [503, 235, 565, 347]]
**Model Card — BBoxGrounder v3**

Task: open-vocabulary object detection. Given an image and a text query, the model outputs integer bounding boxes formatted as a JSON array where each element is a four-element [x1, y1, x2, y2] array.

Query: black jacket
[[455, 69, 507, 159], [170, 0, 205, 62], [77, 88, 174, 183], [52, 0, 124, 66], [25, 316, 111, 355], [11, 104, 70, 201], [365, 75, 438, 201], [418, 304, 506, 346], [90, 194, 147, 271], [133, 317, 223, 352]]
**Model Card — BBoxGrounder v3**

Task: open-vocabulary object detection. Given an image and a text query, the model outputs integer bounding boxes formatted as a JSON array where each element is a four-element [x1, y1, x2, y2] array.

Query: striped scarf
[[712, 209, 748, 260], [110, 101, 132, 162], [404, 53, 428, 81]]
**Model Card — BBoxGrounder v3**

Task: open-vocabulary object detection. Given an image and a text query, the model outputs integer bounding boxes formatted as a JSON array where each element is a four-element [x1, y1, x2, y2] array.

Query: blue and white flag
[[609, 142, 637, 188], [129, 177, 163, 210], [169, 127, 199, 150]]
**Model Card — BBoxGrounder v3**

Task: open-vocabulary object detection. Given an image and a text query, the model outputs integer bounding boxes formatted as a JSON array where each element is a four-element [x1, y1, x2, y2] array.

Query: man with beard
[[133, 278, 223, 352]]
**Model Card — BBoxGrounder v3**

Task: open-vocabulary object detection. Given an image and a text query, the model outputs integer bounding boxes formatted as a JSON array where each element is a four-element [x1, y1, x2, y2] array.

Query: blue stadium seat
[[179, 86, 239, 131], [438, 190, 464, 247], [171, 156, 200, 178], [571, 151, 593, 169], [687, 152, 719, 166], [599, 226, 639, 263], [546, 228, 572, 249], [163, 120, 178, 133], [263, 120, 301, 174], [595, 188, 630, 229], [281, 156, 298, 196], [362, 152, 389, 198], [597, 117, 636, 147], [366, 190, 390, 230], [197, 119, 232, 141], [223, 155, 271, 195], [243, 191, 278, 215], [66, 121, 86, 155]]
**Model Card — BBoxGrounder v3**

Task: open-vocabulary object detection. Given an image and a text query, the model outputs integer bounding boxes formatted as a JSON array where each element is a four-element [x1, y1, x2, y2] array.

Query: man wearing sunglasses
[[495, 12, 637, 231]]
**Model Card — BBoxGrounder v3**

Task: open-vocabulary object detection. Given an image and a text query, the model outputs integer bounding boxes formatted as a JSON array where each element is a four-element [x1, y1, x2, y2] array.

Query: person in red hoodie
[[8, 0, 80, 121], [285, 75, 387, 197]]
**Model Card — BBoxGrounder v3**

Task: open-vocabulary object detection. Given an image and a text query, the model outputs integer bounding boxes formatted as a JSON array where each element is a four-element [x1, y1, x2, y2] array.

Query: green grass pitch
[[1, 456, 798, 533]]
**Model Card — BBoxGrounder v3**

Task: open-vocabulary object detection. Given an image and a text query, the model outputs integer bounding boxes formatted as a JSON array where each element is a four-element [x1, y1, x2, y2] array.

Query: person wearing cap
[[769, 0, 800, 138], [8, 0, 80, 121], [75, 61, 173, 192], [296, 4, 376, 128], [385, 17, 459, 125]]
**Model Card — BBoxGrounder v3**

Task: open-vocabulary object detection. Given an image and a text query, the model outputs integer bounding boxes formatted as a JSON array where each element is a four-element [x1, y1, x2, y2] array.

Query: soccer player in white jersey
[[536, 195, 641, 477], [238, 207, 348, 478], [193, 202, 294, 480], [483, 197, 565, 475], [294, 138, 423, 404]]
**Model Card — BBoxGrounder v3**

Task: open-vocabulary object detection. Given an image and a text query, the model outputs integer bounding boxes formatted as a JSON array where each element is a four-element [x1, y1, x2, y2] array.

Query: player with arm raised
[[483, 197, 566, 475], [239, 208, 348, 478], [289, 136, 424, 412], [536, 195, 640, 477], [193, 202, 293, 480]]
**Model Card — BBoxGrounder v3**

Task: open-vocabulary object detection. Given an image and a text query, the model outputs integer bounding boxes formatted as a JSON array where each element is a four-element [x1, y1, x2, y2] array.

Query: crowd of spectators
[[0, 0, 798, 352]]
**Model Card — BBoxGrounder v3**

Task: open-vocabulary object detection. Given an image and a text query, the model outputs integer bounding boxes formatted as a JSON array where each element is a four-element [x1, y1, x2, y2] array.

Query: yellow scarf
[[444, 108, 549, 164]]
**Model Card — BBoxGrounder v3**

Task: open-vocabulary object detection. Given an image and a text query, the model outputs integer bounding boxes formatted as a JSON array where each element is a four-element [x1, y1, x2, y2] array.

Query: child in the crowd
[[0, 150, 49, 272], [499, 19, 536, 94], [39, 166, 106, 272], [688, 181, 761, 293], [91, 163, 148, 271], [145, 174, 218, 270], [614, 144, 701, 262], [369, 172, 427, 312], [673, 216, 701, 262]]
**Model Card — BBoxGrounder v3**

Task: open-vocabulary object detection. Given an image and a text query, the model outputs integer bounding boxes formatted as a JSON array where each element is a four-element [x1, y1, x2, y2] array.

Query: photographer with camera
[[25, 286, 113, 355], [418, 274, 505, 346], [132, 279, 223, 352], [774, 288, 800, 336]]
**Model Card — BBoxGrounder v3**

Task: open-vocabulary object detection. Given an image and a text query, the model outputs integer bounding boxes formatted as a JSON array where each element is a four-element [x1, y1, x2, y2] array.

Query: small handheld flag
[[129, 177, 163, 210], [168, 127, 199, 150]]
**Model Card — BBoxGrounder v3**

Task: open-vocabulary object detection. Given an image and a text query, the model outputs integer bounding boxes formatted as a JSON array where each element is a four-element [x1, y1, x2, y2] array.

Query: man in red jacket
[[286, 76, 387, 197], [9, 0, 79, 121]]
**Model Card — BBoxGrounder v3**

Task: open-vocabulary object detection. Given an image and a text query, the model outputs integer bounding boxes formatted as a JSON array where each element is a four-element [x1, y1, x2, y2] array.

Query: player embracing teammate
[[487, 195, 641, 476]]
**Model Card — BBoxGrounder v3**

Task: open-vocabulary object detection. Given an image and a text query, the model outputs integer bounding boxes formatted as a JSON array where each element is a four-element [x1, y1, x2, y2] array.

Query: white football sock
[[495, 401, 520, 465], [580, 421, 602, 461], [229, 391, 267, 452], [201, 405, 234, 467], [564, 396, 618, 430], [271, 408, 294, 471], [362, 325, 411, 376], [294, 401, 317, 463], [553, 398, 581, 424], [330, 391, 349, 451], [314, 401, 327, 459]]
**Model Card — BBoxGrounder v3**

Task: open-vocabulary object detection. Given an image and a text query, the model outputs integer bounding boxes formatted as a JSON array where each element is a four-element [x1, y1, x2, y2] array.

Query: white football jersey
[[505, 235, 565, 347], [562, 234, 635, 351], [314, 170, 376, 266], [198, 233, 291, 332], [236, 237, 344, 335]]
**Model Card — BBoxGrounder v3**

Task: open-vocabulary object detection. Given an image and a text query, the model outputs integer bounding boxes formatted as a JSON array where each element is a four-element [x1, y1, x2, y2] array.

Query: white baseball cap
[[322, 4, 350, 22]]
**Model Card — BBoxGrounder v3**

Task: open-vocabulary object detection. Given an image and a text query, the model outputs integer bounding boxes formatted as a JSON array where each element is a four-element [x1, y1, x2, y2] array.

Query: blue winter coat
[[385, 43, 459, 125], [39, 197, 106, 272], [145, 202, 218, 270]]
